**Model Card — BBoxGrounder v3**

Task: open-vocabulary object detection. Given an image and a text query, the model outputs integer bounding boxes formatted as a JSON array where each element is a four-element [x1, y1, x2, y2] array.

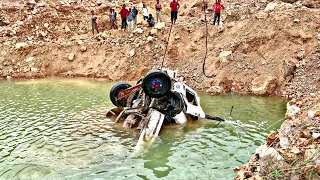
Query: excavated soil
[[1, 0, 319, 98]]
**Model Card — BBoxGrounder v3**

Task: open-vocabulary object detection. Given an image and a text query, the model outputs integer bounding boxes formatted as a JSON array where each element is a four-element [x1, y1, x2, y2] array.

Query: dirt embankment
[[1, 0, 319, 98]]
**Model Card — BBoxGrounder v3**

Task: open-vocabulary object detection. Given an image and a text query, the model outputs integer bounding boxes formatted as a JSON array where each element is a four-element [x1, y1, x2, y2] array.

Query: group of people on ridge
[[90, 0, 225, 35]]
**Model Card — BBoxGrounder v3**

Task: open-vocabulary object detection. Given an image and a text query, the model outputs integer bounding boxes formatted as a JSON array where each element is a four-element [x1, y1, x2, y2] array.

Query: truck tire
[[142, 70, 172, 98], [110, 82, 132, 107], [170, 91, 185, 116]]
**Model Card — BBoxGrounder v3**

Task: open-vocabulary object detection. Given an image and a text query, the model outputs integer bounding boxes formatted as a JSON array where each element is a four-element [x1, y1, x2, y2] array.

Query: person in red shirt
[[120, 4, 129, 30], [214, 0, 224, 25], [170, 0, 180, 24]]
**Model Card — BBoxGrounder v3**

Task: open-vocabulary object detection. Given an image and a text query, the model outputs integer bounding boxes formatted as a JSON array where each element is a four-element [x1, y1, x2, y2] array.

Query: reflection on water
[[0, 78, 287, 180]]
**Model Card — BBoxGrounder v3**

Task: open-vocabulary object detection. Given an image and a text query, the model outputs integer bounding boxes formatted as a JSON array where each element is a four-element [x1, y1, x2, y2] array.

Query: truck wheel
[[142, 70, 172, 98], [110, 82, 132, 107], [170, 92, 185, 116]]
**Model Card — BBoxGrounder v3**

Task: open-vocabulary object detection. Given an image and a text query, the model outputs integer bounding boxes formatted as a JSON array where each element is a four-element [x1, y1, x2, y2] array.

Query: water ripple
[[0, 79, 286, 180]]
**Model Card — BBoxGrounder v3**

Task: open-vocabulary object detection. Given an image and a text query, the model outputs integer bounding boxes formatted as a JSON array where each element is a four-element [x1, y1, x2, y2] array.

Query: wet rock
[[68, 53, 75, 61], [80, 46, 87, 52], [251, 76, 277, 95], [15, 42, 28, 49]]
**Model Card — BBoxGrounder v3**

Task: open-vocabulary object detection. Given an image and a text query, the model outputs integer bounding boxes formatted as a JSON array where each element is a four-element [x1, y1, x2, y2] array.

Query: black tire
[[110, 82, 132, 107], [142, 70, 172, 98], [169, 91, 185, 116]]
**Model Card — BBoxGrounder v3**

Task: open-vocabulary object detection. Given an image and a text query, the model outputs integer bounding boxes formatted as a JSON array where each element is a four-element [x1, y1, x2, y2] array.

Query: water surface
[[0, 78, 287, 180]]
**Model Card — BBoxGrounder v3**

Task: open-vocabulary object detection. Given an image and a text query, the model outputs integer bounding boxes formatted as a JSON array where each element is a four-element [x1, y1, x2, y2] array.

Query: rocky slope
[[0, 0, 319, 98], [234, 94, 320, 179]]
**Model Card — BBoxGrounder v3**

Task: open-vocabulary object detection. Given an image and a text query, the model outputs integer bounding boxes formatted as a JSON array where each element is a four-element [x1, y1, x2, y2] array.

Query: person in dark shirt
[[147, 14, 155, 27], [132, 6, 138, 26], [91, 10, 99, 35]]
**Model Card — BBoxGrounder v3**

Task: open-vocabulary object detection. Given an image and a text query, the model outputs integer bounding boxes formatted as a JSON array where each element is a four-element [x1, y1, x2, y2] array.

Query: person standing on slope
[[132, 6, 138, 26], [91, 10, 99, 35], [213, 0, 224, 25], [142, 3, 149, 21], [120, 4, 129, 30], [170, 0, 180, 24], [155, 0, 162, 23]]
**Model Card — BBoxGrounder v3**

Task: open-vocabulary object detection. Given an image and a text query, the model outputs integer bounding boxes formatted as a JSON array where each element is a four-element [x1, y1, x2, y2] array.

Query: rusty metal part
[[115, 109, 126, 123], [118, 84, 142, 100]]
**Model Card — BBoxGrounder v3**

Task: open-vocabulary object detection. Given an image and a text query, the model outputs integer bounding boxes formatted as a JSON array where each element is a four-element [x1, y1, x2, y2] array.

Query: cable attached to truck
[[160, 22, 173, 69], [202, 0, 216, 78]]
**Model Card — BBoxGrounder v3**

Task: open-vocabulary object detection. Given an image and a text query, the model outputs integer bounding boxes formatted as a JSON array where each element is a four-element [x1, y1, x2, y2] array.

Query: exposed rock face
[[251, 76, 277, 95]]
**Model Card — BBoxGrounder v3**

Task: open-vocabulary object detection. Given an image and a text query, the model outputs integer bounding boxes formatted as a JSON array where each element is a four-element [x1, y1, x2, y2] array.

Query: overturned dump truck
[[107, 69, 224, 149]]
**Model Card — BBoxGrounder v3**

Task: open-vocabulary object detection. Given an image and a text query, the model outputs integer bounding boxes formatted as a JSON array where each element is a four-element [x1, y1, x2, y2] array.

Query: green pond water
[[0, 78, 287, 180]]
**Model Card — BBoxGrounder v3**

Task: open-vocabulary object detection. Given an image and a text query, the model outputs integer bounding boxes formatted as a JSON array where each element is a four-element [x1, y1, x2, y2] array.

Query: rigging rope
[[202, 0, 216, 78], [160, 22, 173, 69]]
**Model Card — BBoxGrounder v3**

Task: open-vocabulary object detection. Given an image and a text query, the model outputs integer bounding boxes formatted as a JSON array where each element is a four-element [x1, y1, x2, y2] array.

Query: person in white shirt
[[142, 3, 148, 21]]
